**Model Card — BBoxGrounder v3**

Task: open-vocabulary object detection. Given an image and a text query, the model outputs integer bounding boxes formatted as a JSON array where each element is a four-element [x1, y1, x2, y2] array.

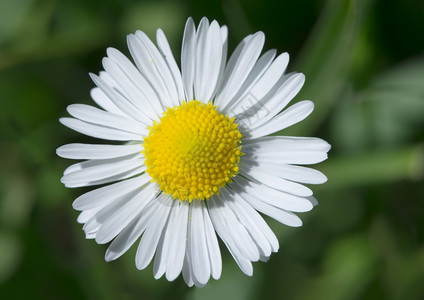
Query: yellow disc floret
[[143, 100, 242, 202]]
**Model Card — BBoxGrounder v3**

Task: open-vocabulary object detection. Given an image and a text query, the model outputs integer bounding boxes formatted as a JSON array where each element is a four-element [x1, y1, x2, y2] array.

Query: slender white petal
[[243, 135, 331, 152], [188, 200, 211, 285], [135, 195, 173, 270], [102, 56, 158, 122], [243, 149, 328, 165], [181, 17, 196, 101], [73, 174, 150, 210], [212, 25, 228, 98], [152, 199, 181, 279], [82, 191, 132, 237], [203, 202, 222, 280], [164, 201, 189, 281], [77, 206, 102, 224], [90, 87, 125, 116], [156, 29, 185, 102], [233, 183, 303, 227], [134, 30, 180, 107], [60, 117, 143, 141], [225, 49, 277, 112], [90, 73, 150, 122], [95, 183, 159, 244], [65, 165, 146, 188], [246, 100, 314, 139], [194, 19, 222, 102], [209, 202, 254, 276], [67, 104, 148, 135], [105, 209, 149, 261], [182, 249, 194, 287], [61, 155, 144, 186], [230, 190, 279, 252], [239, 164, 313, 197], [237, 72, 304, 129], [209, 195, 260, 263], [240, 158, 327, 184], [215, 32, 265, 108], [233, 176, 313, 212], [57, 143, 142, 160], [106, 47, 165, 115], [221, 188, 271, 257]]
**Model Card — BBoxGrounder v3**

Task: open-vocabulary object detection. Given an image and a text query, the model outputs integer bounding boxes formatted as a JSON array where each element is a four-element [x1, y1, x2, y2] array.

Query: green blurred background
[[1, 0, 424, 299]]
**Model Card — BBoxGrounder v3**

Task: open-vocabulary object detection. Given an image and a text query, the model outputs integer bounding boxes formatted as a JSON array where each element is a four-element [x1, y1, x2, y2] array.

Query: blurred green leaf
[[371, 216, 424, 300], [317, 144, 424, 191], [298, 234, 377, 300], [285, 0, 373, 136], [333, 57, 424, 152], [0, 0, 109, 69], [0, 230, 22, 285], [0, 0, 34, 46]]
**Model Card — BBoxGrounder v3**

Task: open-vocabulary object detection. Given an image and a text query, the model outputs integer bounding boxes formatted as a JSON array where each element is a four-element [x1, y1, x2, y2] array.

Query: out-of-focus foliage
[[0, 0, 423, 299]]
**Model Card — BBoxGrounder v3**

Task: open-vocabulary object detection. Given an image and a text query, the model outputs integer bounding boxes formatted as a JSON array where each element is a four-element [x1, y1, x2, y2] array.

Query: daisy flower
[[57, 17, 330, 287]]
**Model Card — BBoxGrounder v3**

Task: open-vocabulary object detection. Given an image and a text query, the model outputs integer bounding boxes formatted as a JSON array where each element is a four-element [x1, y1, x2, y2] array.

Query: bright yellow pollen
[[143, 100, 243, 202]]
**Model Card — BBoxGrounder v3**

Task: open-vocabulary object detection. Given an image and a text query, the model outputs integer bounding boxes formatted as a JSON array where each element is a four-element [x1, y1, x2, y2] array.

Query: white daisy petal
[[215, 31, 265, 108], [237, 72, 304, 129], [244, 149, 328, 165], [152, 199, 180, 279], [58, 17, 330, 287], [221, 188, 271, 257], [243, 135, 331, 152], [233, 184, 303, 227], [209, 197, 254, 275], [60, 117, 142, 141], [102, 55, 158, 121], [90, 73, 149, 122], [209, 195, 260, 263], [105, 197, 163, 261], [230, 190, 279, 252], [72, 174, 150, 210], [127, 35, 170, 109], [248, 72, 304, 129], [105, 209, 149, 262], [182, 249, 194, 287], [203, 202, 222, 280], [67, 104, 148, 135], [181, 17, 196, 101], [90, 87, 125, 116], [61, 155, 144, 186], [156, 29, 185, 102], [212, 25, 228, 98], [188, 200, 211, 285], [239, 164, 313, 197], [194, 19, 222, 102], [106, 47, 165, 115], [134, 30, 180, 107], [77, 206, 102, 224], [246, 100, 314, 139], [56, 143, 142, 160], [82, 191, 132, 238], [224, 49, 277, 113], [65, 165, 146, 188], [135, 195, 173, 270], [164, 201, 189, 281], [233, 176, 313, 213], [240, 158, 327, 184]]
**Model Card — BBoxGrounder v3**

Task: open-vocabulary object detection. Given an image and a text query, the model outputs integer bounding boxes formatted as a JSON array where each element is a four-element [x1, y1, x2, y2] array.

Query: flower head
[[57, 17, 330, 287]]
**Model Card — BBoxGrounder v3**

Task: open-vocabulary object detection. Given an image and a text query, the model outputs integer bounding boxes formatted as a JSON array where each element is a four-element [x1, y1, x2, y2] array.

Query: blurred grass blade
[[316, 144, 424, 190], [284, 0, 373, 136]]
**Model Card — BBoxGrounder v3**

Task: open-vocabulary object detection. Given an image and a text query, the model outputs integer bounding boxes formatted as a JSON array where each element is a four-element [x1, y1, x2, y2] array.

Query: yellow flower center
[[143, 100, 242, 202]]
